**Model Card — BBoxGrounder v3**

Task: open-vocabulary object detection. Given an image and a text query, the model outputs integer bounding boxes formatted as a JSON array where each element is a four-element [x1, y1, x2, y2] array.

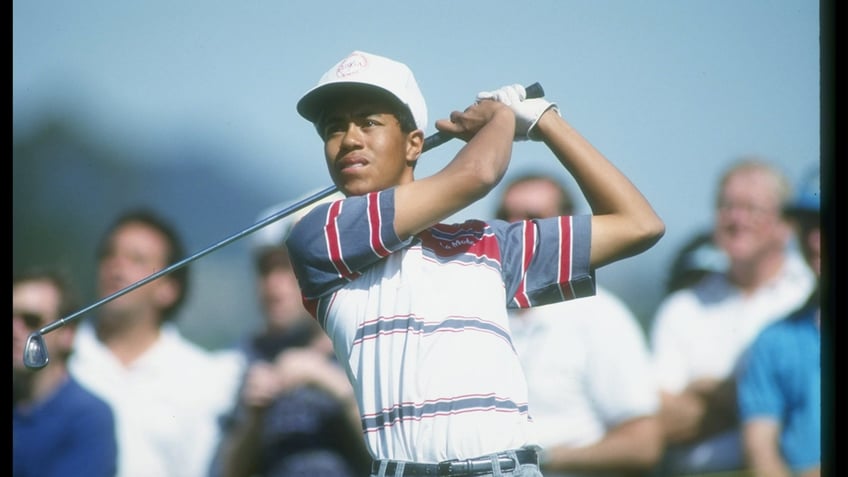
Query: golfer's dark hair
[[13, 266, 81, 327], [393, 103, 417, 134], [372, 87, 417, 133], [97, 208, 189, 322]]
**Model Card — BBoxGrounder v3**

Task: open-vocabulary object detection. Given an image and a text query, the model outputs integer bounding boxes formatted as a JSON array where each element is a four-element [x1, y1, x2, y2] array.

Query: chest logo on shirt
[[439, 236, 475, 251]]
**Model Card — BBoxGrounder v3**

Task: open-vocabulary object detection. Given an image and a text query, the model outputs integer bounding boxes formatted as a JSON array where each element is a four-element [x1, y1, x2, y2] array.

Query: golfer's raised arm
[[533, 109, 665, 268], [393, 99, 516, 239]]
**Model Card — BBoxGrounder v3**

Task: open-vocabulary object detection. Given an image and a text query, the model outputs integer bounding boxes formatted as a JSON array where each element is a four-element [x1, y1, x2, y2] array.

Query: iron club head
[[23, 331, 50, 369]]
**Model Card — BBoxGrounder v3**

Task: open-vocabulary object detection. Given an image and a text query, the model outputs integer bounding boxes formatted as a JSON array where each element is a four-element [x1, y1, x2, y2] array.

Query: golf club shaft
[[35, 82, 545, 336], [36, 184, 341, 335]]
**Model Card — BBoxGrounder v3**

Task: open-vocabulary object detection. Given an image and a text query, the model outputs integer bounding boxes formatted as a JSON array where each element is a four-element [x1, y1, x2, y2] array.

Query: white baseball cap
[[296, 50, 428, 134]]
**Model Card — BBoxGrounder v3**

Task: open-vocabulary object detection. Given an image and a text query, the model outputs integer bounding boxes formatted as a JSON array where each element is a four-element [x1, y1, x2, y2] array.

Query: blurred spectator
[[737, 165, 822, 476], [13, 266, 118, 477], [496, 174, 663, 477], [664, 230, 728, 295], [649, 157, 816, 475], [209, 195, 371, 477], [68, 208, 242, 477]]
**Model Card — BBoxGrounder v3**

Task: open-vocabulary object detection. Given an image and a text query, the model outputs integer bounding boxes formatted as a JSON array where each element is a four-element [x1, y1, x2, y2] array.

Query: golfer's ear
[[405, 129, 424, 165]]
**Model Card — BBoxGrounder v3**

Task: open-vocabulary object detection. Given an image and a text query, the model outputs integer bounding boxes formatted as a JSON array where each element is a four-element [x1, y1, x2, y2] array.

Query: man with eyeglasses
[[648, 157, 816, 476], [13, 266, 118, 477]]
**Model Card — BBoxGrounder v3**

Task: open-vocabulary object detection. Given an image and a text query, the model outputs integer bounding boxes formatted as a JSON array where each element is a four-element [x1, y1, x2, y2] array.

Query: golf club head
[[23, 331, 49, 369]]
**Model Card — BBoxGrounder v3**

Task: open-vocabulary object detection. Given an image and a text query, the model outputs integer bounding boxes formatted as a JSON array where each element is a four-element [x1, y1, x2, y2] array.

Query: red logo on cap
[[336, 53, 369, 78]]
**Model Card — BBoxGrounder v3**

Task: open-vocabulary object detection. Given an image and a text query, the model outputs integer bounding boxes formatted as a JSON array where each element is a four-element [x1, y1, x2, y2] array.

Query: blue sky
[[13, 0, 822, 341]]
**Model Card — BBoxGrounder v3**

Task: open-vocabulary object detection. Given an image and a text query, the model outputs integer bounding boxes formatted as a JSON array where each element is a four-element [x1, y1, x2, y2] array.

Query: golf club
[[23, 82, 544, 369]]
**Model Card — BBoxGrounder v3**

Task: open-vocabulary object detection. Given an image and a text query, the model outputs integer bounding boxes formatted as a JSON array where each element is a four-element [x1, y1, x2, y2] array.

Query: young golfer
[[286, 50, 665, 477]]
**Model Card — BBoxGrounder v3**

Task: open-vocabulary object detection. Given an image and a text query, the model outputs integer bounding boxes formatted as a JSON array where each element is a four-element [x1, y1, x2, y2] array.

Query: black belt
[[371, 448, 538, 476]]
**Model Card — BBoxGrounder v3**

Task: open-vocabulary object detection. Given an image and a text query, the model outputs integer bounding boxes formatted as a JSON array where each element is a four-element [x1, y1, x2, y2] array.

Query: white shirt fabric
[[649, 251, 815, 474], [69, 321, 243, 477], [510, 286, 659, 477]]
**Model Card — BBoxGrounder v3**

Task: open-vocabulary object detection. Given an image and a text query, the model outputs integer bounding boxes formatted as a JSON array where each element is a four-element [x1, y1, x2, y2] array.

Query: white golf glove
[[476, 84, 558, 141]]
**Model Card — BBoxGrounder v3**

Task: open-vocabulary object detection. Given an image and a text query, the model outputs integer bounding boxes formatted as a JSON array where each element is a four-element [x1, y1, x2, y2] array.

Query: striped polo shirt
[[286, 188, 593, 463]]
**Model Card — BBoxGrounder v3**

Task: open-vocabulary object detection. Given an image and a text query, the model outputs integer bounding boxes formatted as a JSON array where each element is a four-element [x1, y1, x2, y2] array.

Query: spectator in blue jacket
[[14, 266, 118, 477]]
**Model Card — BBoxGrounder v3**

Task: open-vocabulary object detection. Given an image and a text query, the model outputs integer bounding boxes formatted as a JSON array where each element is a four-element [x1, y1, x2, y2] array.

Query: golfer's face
[[320, 96, 414, 196]]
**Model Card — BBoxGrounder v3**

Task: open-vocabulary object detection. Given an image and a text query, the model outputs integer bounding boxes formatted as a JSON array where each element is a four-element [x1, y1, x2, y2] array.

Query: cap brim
[[297, 82, 401, 124]]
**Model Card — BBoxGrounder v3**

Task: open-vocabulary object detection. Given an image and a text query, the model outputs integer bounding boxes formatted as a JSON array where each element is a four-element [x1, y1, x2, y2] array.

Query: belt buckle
[[436, 453, 522, 476], [437, 460, 468, 475]]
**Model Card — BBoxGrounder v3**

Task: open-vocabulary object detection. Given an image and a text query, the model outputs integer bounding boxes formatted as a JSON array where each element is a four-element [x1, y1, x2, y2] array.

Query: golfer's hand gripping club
[[424, 82, 545, 149], [22, 81, 545, 370], [476, 83, 556, 141]]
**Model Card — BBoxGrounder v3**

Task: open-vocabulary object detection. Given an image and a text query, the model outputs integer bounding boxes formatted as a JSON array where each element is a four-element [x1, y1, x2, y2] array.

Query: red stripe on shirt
[[368, 192, 391, 257], [326, 200, 355, 279], [514, 221, 535, 308], [558, 216, 574, 299]]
